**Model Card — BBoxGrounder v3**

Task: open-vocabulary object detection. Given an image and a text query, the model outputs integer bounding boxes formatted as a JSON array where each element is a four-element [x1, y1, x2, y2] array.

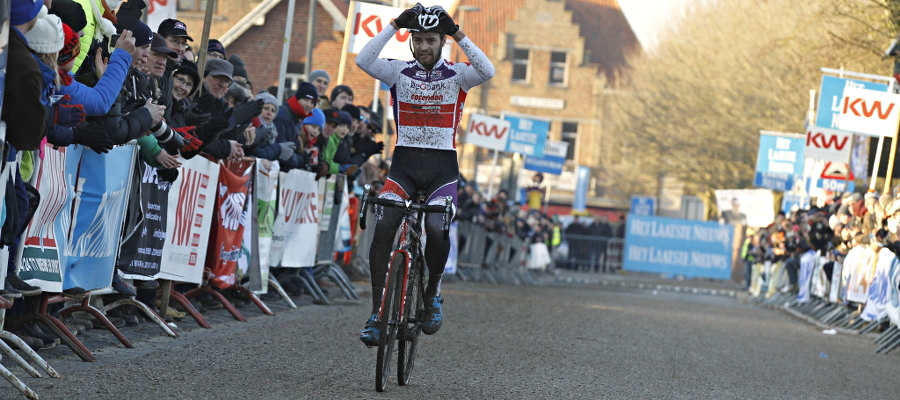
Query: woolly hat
[[308, 69, 330, 84], [10, 0, 43, 26], [208, 39, 225, 57], [323, 108, 341, 124], [24, 7, 65, 54], [341, 104, 361, 121], [294, 82, 318, 104], [173, 60, 201, 97], [254, 91, 279, 109], [330, 84, 353, 103], [57, 23, 80, 66], [49, 0, 87, 33], [228, 55, 248, 79], [302, 108, 325, 130], [336, 111, 353, 127], [120, 20, 154, 47]]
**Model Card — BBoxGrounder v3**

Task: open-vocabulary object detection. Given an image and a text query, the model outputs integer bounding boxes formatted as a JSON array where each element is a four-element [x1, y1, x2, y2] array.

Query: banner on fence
[[861, 248, 896, 321], [842, 246, 876, 304], [207, 160, 253, 289], [754, 131, 806, 192], [65, 145, 137, 291], [119, 163, 173, 278], [271, 169, 319, 268], [623, 214, 734, 279], [244, 160, 278, 292], [158, 156, 220, 284], [18, 144, 80, 292]]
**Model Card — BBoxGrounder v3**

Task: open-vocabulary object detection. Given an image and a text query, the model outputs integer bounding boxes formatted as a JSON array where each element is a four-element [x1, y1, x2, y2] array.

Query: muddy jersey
[[355, 25, 495, 151]]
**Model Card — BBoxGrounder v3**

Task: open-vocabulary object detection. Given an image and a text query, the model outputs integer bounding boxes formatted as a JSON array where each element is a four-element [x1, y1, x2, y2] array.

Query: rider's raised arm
[[355, 25, 403, 86], [454, 32, 495, 92]]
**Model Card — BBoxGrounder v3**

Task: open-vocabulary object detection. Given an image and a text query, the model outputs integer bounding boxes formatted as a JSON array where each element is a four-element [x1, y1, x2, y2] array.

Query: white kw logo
[[418, 13, 439, 30]]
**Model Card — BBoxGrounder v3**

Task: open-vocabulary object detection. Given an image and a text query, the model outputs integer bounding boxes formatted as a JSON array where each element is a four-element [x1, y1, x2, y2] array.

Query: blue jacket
[[58, 48, 132, 116], [272, 102, 308, 171]]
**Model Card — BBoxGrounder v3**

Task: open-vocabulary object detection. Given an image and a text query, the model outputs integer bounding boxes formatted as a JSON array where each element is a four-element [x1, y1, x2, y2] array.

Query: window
[[282, 62, 306, 94], [511, 48, 530, 82], [178, 0, 215, 12], [562, 122, 578, 160], [549, 51, 567, 85]]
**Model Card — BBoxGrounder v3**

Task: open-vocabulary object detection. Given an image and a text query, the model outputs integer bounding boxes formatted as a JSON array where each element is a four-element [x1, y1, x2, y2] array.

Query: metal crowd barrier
[[556, 233, 624, 273], [453, 222, 542, 286]]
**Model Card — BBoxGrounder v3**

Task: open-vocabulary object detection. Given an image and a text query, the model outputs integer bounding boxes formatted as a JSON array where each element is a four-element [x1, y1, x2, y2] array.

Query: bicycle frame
[[378, 212, 420, 327]]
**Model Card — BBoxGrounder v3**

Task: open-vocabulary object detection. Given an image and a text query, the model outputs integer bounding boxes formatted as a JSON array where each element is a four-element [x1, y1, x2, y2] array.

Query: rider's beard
[[413, 46, 442, 70]]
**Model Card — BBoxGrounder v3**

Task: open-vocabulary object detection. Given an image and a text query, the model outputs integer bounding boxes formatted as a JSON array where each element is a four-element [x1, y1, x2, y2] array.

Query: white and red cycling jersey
[[355, 25, 495, 151]]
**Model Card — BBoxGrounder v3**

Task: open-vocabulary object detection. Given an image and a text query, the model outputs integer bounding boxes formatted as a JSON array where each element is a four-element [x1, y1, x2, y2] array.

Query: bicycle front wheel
[[398, 253, 425, 385], [376, 254, 404, 392]]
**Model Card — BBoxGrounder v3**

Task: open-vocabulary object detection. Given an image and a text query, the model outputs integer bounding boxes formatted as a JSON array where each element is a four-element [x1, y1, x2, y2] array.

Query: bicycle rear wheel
[[376, 254, 404, 392], [398, 253, 425, 385]]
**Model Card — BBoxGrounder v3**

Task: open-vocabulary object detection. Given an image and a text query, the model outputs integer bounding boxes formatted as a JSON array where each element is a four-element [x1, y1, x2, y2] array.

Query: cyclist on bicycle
[[355, 3, 494, 346]]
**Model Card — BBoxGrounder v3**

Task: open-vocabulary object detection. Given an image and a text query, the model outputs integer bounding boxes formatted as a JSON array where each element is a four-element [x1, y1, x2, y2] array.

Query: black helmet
[[408, 4, 445, 33]]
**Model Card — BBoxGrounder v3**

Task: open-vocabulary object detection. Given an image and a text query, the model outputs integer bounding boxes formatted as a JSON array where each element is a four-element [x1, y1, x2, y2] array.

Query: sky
[[618, 0, 701, 51]]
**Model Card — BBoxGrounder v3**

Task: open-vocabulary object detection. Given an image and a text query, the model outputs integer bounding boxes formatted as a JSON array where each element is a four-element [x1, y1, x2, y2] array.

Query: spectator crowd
[[1, 0, 388, 350]]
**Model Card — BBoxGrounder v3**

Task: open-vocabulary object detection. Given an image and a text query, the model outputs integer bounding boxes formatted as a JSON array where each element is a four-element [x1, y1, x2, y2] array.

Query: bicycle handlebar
[[358, 185, 453, 241]]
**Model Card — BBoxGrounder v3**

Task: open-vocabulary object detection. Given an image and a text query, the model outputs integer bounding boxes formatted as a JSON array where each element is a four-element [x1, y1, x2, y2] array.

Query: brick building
[[173, 0, 640, 208]]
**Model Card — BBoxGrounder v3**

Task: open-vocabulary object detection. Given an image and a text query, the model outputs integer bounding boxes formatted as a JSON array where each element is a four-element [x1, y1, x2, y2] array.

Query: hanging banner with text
[[837, 87, 900, 137], [158, 156, 220, 284], [623, 214, 734, 280], [347, 2, 450, 59], [465, 113, 510, 151], [272, 169, 319, 268], [502, 112, 549, 157], [524, 140, 568, 175], [805, 125, 852, 164], [816, 75, 889, 130], [754, 131, 806, 192]]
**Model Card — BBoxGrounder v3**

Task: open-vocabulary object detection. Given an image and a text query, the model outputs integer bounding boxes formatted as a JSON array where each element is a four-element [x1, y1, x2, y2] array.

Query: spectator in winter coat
[[156, 18, 192, 63], [300, 108, 326, 173], [308, 69, 331, 105], [272, 82, 317, 171], [246, 91, 282, 161], [323, 110, 357, 175]]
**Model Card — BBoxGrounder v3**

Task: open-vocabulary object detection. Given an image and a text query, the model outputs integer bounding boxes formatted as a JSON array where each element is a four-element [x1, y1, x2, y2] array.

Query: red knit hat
[[57, 23, 80, 66]]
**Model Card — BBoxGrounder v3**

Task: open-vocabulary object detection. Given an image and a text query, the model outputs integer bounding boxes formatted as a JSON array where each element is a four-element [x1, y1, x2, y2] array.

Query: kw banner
[[714, 189, 775, 228], [18, 144, 81, 292], [805, 125, 852, 164], [207, 159, 254, 289], [815, 75, 889, 130], [837, 87, 900, 137], [842, 246, 876, 303], [65, 145, 137, 291], [158, 156, 219, 284], [623, 214, 734, 279], [861, 248, 897, 321], [119, 162, 172, 277], [271, 169, 319, 268], [347, 2, 451, 60], [754, 131, 805, 192], [466, 113, 510, 151]]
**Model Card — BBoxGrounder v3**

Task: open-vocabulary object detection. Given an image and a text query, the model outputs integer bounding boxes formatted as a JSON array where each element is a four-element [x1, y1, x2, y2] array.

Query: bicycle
[[358, 184, 452, 392]]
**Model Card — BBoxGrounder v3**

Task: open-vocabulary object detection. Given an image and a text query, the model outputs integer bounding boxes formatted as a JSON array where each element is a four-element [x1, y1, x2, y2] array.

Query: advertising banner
[[842, 246, 876, 304], [243, 160, 278, 292], [274, 170, 319, 268], [572, 166, 590, 212], [65, 145, 137, 291], [861, 248, 896, 321], [207, 160, 253, 289], [630, 196, 656, 216], [502, 113, 549, 157], [524, 140, 568, 175], [18, 144, 79, 292], [158, 156, 219, 284], [754, 131, 805, 191], [623, 214, 734, 280], [714, 189, 775, 228], [465, 113, 511, 151], [837, 87, 900, 137], [120, 162, 172, 277], [145, 0, 177, 38], [804, 125, 852, 163], [347, 2, 450, 60], [816, 75, 888, 130]]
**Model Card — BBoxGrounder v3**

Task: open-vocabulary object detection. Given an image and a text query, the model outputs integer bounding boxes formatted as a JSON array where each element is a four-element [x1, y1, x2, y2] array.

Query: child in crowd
[[322, 109, 357, 176]]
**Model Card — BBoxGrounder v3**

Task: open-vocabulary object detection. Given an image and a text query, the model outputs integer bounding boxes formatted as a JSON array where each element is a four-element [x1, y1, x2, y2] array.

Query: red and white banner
[[206, 160, 253, 289], [805, 125, 852, 163], [146, 0, 177, 35], [269, 170, 319, 268], [837, 87, 900, 137], [465, 113, 511, 151], [348, 2, 451, 60], [158, 156, 220, 284]]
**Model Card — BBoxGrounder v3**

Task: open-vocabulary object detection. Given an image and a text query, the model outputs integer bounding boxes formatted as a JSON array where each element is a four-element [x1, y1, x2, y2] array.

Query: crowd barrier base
[[265, 278, 297, 309], [314, 261, 360, 301], [184, 286, 247, 322], [454, 221, 545, 287], [99, 298, 178, 338], [0, 360, 39, 399], [164, 290, 211, 328]]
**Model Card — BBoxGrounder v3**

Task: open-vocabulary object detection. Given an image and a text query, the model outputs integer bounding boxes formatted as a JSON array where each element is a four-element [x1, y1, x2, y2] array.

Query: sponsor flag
[[207, 159, 253, 289]]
